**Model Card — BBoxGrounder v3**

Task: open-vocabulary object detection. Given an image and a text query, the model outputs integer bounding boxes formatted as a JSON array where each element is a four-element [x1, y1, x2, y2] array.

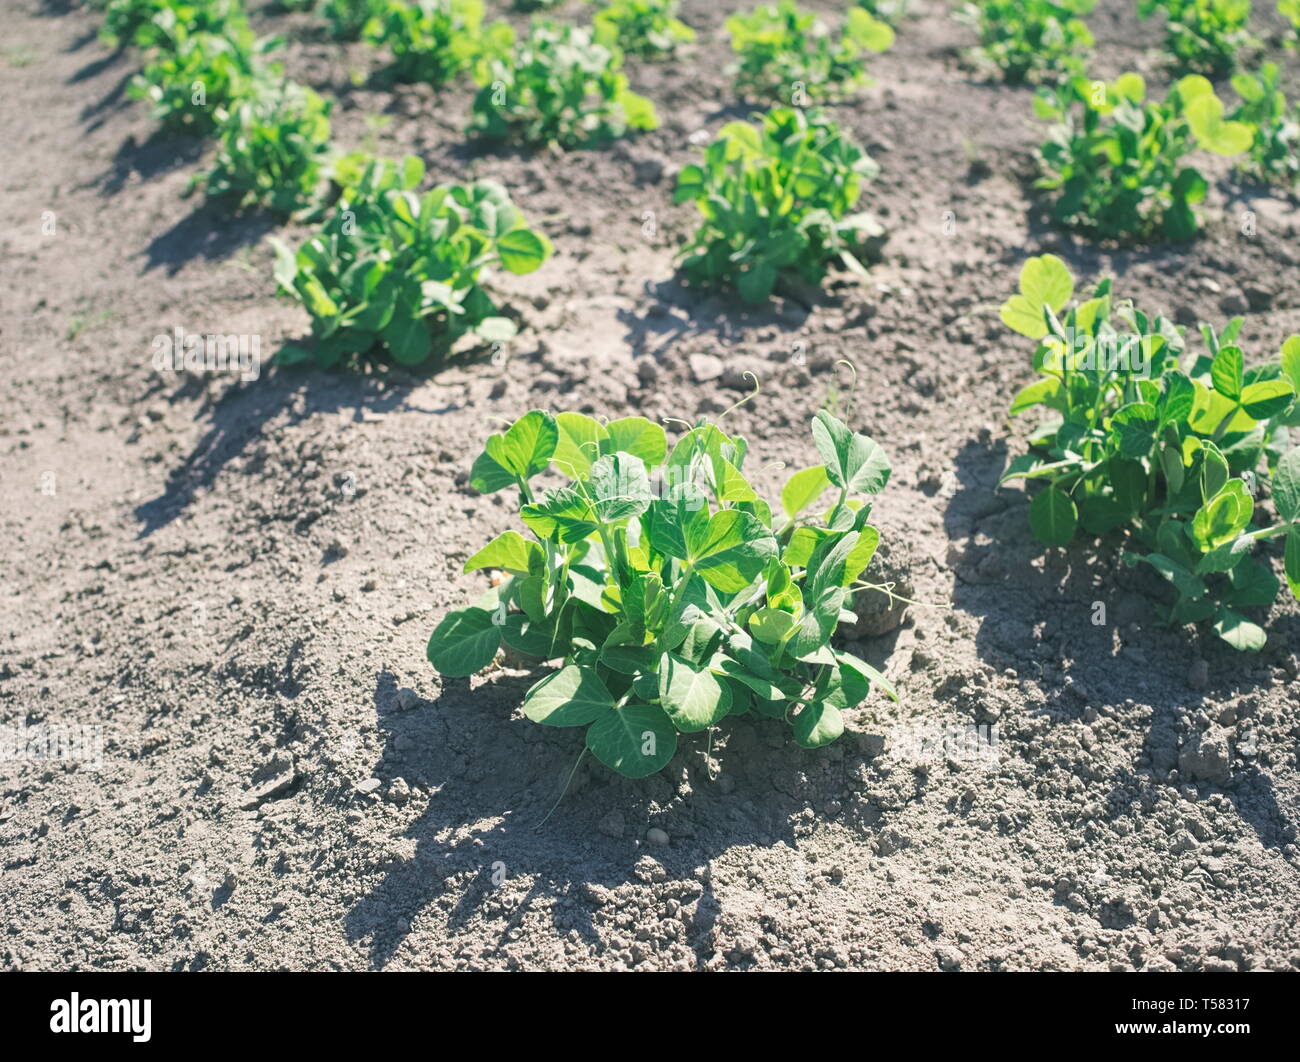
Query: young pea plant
[[1228, 63, 1300, 191], [674, 107, 885, 304], [1283, 0, 1300, 46], [1136, 0, 1253, 77], [427, 409, 900, 778], [321, 0, 388, 40], [468, 19, 659, 149], [955, 0, 1095, 84], [199, 79, 333, 216], [1000, 254, 1300, 651], [271, 154, 552, 369], [363, 0, 495, 86], [129, 25, 280, 135], [100, 0, 244, 51], [725, 0, 894, 104], [593, 0, 696, 59], [1034, 74, 1253, 242]]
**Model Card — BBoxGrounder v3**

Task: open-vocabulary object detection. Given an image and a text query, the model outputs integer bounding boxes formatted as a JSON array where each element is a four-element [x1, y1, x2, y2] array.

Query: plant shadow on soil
[[344, 650, 903, 968], [944, 436, 1299, 855], [132, 367, 431, 536]]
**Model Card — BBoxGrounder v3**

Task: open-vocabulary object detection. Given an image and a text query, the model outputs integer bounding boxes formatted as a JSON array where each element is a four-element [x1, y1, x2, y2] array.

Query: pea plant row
[[87, 0, 1300, 778]]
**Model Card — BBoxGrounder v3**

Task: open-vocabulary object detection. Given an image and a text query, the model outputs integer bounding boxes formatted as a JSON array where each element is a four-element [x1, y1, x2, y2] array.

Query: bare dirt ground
[[1, 0, 1299, 971]]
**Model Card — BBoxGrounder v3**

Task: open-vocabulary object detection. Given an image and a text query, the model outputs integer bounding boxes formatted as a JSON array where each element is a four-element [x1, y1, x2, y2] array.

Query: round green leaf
[[522, 665, 614, 726], [658, 652, 732, 732], [792, 701, 844, 749], [496, 228, 552, 274], [1029, 486, 1078, 547], [427, 607, 501, 677], [585, 704, 678, 778]]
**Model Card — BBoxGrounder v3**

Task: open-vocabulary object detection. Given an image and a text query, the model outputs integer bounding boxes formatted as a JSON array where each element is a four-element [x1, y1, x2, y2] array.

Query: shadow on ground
[[343, 661, 895, 968], [943, 435, 1299, 853]]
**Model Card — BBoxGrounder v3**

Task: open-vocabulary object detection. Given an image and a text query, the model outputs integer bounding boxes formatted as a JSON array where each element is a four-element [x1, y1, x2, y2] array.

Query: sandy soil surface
[[1, 0, 1299, 971]]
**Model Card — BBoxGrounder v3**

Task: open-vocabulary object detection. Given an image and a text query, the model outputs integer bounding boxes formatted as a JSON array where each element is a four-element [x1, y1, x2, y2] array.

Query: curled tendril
[[661, 415, 695, 434], [718, 370, 761, 421]]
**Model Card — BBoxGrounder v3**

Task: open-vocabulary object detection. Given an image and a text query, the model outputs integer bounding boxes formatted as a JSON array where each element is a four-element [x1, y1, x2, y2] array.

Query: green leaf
[[496, 228, 551, 274], [469, 449, 517, 494], [552, 412, 607, 479], [781, 465, 831, 518], [382, 313, 431, 366], [1185, 94, 1254, 156], [1285, 528, 1300, 602], [463, 530, 541, 574], [837, 649, 898, 702], [1210, 346, 1243, 400], [748, 607, 797, 645], [522, 665, 614, 726], [1000, 254, 1073, 338], [1274, 448, 1300, 523], [1240, 380, 1294, 421], [585, 704, 678, 777], [791, 701, 844, 749], [1028, 486, 1078, 547], [1280, 335, 1300, 393], [587, 453, 653, 522], [1192, 482, 1252, 551], [427, 607, 501, 676], [1212, 607, 1266, 652], [811, 411, 891, 495], [686, 509, 778, 593], [484, 410, 558, 481], [658, 653, 732, 732], [605, 417, 667, 465]]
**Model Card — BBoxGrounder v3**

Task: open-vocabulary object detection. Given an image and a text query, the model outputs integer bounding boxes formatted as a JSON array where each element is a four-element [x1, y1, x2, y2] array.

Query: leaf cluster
[[362, 0, 489, 86], [427, 409, 899, 777], [271, 155, 552, 369], [200, 79, 333, 216], [956, 0, 1095, 84], [1137, 0, 1253, 77], [673, 107, 885, 304], [1228, 63, 1300, 191], [1034, 73, 1254, 242], [468, 19, 659, 149], [593, 0, 696, 59], [1000, 255, 1300, 650], [725, 0, 894, 103]]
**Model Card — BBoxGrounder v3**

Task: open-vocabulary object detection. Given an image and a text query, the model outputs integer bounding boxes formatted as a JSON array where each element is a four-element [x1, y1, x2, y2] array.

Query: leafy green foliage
[[855, 0, 911, 27], [321, 0, 388, 40], [1283, 0, 1300, 45], [673, 107, 884, 304], [128, 23, 278, 135], [1034, 73, 1253, 242], [468, 19, 659, 148], [956, 0, 1095, 84], [271, 155, 552, 369], [593, 0, 696, 59], [201, 79, 333, 215], [725, 0, 893, 103], [1136, 0, 1252, 77], [428, 409, 900, 777], [101, 0, 243, 50], [1228, 63, 1300, 190], [363, 0, 488, 85], [1000, 255, 1300, 650]]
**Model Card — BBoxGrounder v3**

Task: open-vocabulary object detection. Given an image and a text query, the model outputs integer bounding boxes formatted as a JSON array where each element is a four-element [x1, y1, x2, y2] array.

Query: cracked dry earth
[[1, 0, 1299, 971]]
